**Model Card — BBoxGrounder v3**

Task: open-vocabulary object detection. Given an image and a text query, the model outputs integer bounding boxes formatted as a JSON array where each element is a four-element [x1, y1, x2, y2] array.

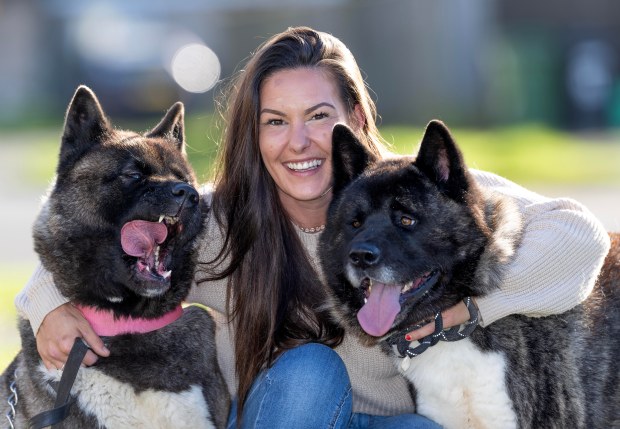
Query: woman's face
[[258, 67, 359, 216]]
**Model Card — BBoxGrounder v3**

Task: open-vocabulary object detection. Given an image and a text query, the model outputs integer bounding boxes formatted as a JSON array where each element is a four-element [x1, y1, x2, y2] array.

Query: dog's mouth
[[356, 270, 439, 337], [120, 215, 183, 287]]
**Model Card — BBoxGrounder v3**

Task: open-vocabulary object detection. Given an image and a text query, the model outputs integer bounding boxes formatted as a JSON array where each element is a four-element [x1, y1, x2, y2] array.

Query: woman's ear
[[351, 104, 366, 132]]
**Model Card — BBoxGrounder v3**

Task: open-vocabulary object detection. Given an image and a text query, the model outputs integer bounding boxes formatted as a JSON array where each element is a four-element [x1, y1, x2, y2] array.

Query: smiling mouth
[[285, 159, 323, 172], [356, 270, 440, 337]]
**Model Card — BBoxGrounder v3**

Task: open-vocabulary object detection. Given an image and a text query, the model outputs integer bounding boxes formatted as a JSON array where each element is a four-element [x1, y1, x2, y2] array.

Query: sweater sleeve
[[14, 264, 69, 334], [471, 169, 611, 326]]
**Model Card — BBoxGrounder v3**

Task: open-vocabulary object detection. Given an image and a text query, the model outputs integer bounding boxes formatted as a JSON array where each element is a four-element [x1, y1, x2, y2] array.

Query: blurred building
[[498, 0, 620, 129], [0, 0, 619, 129]]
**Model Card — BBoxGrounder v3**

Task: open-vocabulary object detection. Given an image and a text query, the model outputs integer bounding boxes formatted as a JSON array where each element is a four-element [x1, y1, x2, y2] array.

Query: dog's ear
[[59, 85, 111, 174], [331, 124, 378, 196], [146, 102, 185, 153], [415, 120, 471, 203]]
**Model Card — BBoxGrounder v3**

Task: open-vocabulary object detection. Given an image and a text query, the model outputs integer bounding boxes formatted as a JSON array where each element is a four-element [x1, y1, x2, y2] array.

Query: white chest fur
[[396, 338, 517, 429], [41, 365, 215, 429]]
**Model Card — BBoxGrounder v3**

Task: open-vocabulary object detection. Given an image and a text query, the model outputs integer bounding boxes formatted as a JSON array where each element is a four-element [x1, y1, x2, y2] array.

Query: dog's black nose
[[172, 183, 199, 205], [349, 243, 381, 268]]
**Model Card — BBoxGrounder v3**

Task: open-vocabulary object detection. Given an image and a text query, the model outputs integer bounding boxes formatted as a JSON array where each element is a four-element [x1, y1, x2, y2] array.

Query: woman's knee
[[243, 343, 351, 401], [237, 343, 352, 429], [269, 343, 349, 390]]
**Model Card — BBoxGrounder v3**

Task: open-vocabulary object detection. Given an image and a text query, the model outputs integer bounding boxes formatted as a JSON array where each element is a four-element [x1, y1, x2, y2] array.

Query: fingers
[[404, 321, 435, 342], [42, 343, 100, 370], [82, 350, 101, 367], [41, 339, 71, 372], [36, 303, 108, 370], [404, 301, 471, 342], [440, 300, 471, 327], [77, 319, 110, 358]]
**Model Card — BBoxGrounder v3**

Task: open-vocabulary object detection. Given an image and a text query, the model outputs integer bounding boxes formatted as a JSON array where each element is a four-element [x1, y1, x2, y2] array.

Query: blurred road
[[0, 137, 619, 266]]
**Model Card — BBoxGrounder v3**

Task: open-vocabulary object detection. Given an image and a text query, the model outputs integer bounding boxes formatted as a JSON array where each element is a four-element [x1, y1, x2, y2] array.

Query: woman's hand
[[36, 303, 110, 370], [404, 300, 473, 342]]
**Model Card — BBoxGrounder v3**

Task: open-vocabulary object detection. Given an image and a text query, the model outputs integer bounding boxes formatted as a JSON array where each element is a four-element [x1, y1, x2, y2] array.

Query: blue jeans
[[226, 343, 441, 429]]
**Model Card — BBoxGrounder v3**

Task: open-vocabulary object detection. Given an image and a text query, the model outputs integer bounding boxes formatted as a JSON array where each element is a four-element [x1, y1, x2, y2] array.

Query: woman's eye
[[311, 112, 328, 121], [265, 118, 284, 126], [400, 216, 415, 227]]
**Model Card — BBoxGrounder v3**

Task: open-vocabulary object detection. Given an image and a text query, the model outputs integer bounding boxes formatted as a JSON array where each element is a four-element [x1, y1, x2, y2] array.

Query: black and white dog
[[320, 121, 619, 428], [1, 86, 229, 428]]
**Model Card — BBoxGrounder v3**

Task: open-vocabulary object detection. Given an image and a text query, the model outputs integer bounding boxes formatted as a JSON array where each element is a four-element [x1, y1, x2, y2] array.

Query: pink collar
[[76, 305, 183, 336]]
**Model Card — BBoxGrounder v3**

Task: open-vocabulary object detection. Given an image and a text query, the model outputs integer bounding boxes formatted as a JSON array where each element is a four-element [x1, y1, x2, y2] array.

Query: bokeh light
[[171, 43, 220, 93]]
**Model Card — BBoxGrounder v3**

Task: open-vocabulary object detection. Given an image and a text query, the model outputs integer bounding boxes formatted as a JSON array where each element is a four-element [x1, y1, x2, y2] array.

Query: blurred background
[[1, 0, 619, 366]]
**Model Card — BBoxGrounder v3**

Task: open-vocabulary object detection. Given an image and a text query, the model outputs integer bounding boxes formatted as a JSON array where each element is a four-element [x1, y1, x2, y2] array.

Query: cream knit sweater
[[16, 169, 611, 416]]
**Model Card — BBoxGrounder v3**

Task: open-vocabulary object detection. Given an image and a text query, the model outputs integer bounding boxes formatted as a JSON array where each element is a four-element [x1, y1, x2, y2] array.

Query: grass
[[1, 263, 36, 369], [381, 124, 620, 186]]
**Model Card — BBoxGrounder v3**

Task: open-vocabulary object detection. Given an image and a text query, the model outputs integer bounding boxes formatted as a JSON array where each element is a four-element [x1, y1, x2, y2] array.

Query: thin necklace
[[291, 186, 331, 234], [297, 224, 326, 234]]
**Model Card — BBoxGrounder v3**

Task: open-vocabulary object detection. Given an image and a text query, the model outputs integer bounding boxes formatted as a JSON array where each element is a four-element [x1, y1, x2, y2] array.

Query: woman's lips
[[285, 158, 323, 172]]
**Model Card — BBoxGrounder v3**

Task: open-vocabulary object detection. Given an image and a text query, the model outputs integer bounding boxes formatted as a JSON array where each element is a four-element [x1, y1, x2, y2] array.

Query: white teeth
[[158, 215, 178, 224], [153, 246, 171, 280], [286, 159, 322, 171], [401, 281, 414, 294], [358, 278, 373, 302], [154, 245, 160, 267]]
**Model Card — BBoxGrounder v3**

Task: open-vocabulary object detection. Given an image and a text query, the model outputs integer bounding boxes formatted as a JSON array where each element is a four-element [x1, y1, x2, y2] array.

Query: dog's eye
[[124, 172, 142, 180], [352, 219, 362, 228], [400, 216, 415, 226]]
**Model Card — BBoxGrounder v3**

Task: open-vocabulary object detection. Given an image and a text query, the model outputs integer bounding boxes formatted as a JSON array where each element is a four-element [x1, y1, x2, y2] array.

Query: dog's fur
[[0, 86, 229, 428], [320, 121, 619, 428]]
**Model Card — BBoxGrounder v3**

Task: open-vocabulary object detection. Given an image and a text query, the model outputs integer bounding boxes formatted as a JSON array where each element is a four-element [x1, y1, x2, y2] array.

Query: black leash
[[386, 297, 480, 359], [29, 338, 90, 429]]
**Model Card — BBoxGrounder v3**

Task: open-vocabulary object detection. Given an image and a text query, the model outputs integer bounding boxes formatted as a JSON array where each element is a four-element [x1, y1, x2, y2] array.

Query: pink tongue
[[120, 220, 168, 257], [357, 283, 401, 337]]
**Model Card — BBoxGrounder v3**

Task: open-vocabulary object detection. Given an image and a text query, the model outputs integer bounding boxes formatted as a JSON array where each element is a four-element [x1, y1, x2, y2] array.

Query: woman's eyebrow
[[260, 108, 285, 116], [304, 102, 336, 114], [259, 102, 336, 117]]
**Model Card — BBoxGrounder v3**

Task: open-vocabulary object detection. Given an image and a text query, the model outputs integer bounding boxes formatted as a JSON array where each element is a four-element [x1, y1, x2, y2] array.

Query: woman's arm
[[15, 266, 67, 334], [406, 169, 610, 340], [470, 169, 610, 326], [14, 265, 109, 369]]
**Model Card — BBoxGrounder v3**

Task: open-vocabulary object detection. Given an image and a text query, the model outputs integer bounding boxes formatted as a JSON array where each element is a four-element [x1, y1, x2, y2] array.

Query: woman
[[17, 27, 610, 428]]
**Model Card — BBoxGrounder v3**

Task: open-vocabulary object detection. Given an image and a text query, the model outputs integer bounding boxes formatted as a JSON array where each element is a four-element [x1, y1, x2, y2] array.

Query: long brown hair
[[206, 26, 387, 416]]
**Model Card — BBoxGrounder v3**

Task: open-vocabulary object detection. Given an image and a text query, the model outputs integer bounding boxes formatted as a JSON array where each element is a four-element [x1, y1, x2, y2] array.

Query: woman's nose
[[288, 121, 311, 153]]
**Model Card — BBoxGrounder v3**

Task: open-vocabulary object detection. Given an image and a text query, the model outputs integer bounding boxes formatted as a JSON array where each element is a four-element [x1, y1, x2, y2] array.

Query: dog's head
[[321, 121, 516, 343], [34, 86, 204, 317]]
